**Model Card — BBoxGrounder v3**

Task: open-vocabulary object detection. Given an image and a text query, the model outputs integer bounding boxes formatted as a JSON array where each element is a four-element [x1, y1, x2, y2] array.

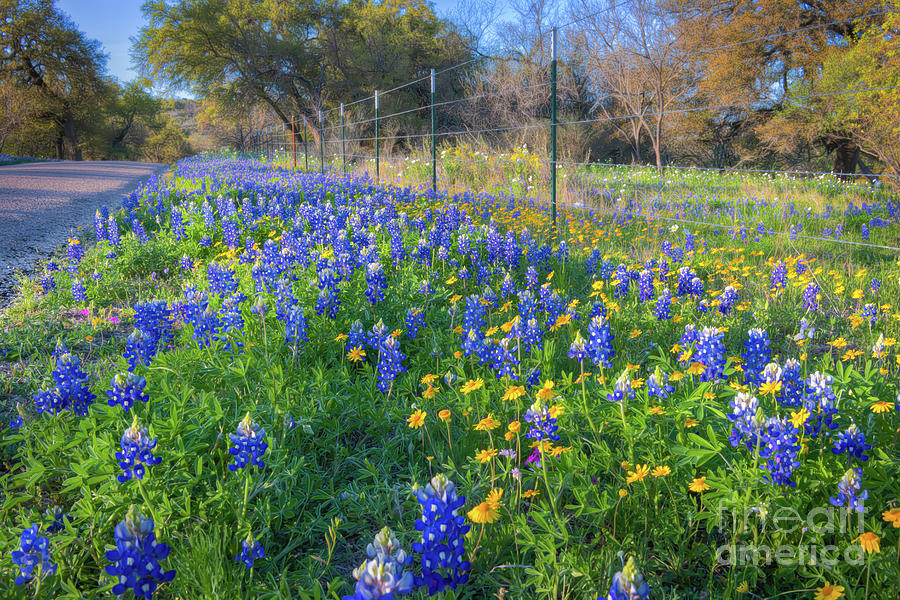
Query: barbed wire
[[306, 83, 900, 145]]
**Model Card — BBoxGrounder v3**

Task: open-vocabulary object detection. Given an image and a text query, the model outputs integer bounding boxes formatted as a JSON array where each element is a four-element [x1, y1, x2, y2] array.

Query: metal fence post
[[291, 117, 296, 170], [318, 109, 324, 174], [430, 68, 437, 194], [341, 103, 346, 175], [303, 116, 309, 171], [375, 90, 380, 181], [550, 27, 558, 235]]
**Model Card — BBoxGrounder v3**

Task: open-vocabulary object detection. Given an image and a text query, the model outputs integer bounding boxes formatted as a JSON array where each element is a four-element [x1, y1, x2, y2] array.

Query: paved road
[[0, 160, 169, 307]]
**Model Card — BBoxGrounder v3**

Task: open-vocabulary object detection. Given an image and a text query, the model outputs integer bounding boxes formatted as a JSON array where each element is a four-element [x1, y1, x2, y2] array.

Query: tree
[[0, 82, 39, 152], [197, 96, 271, 152], [570, 0, 698, 167], [771, 6, 900, 180], [135, 0, 470, 136], [0, 0, 110, 159], [669, 0, 884, 172]]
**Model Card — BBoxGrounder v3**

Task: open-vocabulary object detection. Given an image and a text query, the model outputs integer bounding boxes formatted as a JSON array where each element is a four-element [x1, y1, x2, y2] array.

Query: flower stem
[[137, 478, 162, 536]]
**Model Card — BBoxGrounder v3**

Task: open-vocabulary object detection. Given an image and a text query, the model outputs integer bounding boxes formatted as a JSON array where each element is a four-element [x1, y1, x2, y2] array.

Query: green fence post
[[303, 115, 309, 171], [550, 27, 558, 235], [430, 67, 437, 194], [318, 108, 324, 174], [341, 102, 346, 175], [375, 90, 380, 181]]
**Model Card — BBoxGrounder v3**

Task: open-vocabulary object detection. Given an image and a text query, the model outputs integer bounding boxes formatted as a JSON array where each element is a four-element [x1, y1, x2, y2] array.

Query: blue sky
[[57, 0, 147, 83], [56, 0, 464, 84]]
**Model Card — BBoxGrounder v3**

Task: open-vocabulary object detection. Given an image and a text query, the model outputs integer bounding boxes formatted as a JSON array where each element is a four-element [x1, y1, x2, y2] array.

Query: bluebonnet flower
[[365, 262, 387, 305], [45, 507, 71, 534], [315, 288, 341, 319], [228, 412, 267, 472], [568, 332, 587, 362], [107, 372, 150, 412], [727, 392, 761, 449], [116, 415, 162, 482], [777, 359, 805, 408], [676, 267, 693, 296], [105, 507, 176, 598], [405, 308, 426, 339], [342, 527, 413, 600], [284, 306, 308, 349], [40, 272, 56, 293], [717, 286, 738, 316], [524, 400, 560, 442], [134, 299, 174, 357], [647, 367, 673, 400], [132, 218, 149, 244], [179, 254, 193, 271], [586, 315, 615, 368], [12, 524, 56, 585], [376, 335, 406, 394], [222, 218, 239, 248], [759, 416, 801, 487], [66, 238, 85, 271], [108, 215, 120, 247], [9, 401, 25, 429], [802, 282, 819, 312], [870, 278, 881, 295], [171, 207, 185, 241], [862, 303, 877, 325], [124, 329, 153, 371], [742, 328, 770, 387], [34, 352, 95, 416], [637, 269, 653, 302], [412, 474, 470, 595], [829, 468, 868, 513], [492, 337, 519, 379], [606, 370, 634, 403], [250, 298, 268, 317], [72, 278, 87, 303], [793, 318, 815, 343], [207, 262, 239, 296], [602, 556, 649, 600], [804, 371, 839, 438], [690, 277, 704, 298], [461, 295, 486, 335], [95, 209, 107, 242], [235, 532, 265, 569], [680, 325, 726, 382], [654, 287, 671, 320], [770, 261, 787, 290], [832, 424, 870, 462]]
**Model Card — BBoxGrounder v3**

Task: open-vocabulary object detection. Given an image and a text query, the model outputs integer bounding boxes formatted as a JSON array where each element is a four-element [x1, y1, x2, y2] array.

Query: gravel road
[[0, 160, 169, 307]]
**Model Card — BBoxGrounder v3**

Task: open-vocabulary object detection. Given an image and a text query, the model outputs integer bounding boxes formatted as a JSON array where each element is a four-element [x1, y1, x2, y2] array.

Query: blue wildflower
[[116, 415, 162, 482], [742, 328, 770, 387], [12, 524, 56, 586], [376, 335, 406, 394], [829, 468, 868, 513], [586, 315, 615, 368], [235, 532, 265, 569], [603, 556, 649, 600], [412, 474, 470, 595], [228, 412, 268, 472], [832, 424, 870, 462], [106, 372, 150, 412], [105, 507, 175, 598]]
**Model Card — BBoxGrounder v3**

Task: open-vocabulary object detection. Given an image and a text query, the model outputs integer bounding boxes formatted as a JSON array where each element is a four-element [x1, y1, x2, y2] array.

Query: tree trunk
[[831, 138, 858, 180]]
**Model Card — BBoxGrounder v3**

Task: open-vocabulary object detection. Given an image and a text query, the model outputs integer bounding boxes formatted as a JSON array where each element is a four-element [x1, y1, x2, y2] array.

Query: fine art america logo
[[714, 501, 869, 567]]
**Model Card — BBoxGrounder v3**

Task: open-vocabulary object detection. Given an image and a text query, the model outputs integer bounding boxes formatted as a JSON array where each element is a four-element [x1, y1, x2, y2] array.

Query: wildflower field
[[2, 156, 900, 599]]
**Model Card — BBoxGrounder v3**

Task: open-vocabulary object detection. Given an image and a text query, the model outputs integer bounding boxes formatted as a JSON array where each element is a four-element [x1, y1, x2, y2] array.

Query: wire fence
[[245, 7, 899, 253]]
